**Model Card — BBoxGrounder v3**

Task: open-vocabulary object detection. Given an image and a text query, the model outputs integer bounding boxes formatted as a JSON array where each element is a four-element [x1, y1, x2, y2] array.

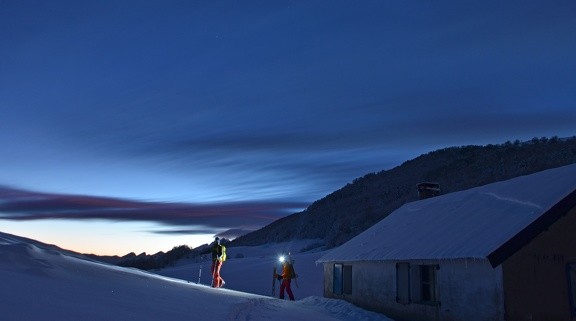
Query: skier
[[211, 237, 226, 288], [275, 255, 296, 300]]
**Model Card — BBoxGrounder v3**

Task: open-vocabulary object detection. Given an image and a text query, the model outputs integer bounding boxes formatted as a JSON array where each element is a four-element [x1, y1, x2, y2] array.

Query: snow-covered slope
[[158, 239, 326, 298], [0, 232, 392, 321]]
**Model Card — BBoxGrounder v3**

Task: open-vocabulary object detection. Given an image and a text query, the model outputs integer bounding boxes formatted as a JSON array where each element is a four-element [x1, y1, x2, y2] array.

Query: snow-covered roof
[[318, 164, 576, 266]]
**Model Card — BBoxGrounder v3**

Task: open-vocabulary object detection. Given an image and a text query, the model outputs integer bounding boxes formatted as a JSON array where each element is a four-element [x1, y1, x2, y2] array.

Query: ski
[[294, 274, 299, 288], [291, 258, 299, 288], [272, 266, 277, 296]]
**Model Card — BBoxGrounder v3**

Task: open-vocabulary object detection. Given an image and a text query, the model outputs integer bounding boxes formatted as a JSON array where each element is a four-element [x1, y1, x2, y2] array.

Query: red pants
[[211, 260, 224, 287], [279, 279, 295, 300]]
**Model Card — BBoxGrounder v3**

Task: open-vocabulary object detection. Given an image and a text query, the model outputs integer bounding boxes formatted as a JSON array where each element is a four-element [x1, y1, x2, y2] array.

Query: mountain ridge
[[231, 136, 576, 249]]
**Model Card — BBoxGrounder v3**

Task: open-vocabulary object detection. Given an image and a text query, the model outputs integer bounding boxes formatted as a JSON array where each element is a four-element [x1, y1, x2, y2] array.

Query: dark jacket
[[212, 243, 224, 261]]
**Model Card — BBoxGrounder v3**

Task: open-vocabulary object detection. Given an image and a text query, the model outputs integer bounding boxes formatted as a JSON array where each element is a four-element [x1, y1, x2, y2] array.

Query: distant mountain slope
[[231, 136, 576, 248]]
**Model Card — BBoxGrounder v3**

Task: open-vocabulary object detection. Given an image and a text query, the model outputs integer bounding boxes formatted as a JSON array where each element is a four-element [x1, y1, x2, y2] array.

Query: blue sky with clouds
[[1, 0, 575, 255]]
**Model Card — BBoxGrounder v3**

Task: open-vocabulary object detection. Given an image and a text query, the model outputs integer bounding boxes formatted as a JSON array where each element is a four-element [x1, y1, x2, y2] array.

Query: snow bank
[[0, 232, 394, 321]]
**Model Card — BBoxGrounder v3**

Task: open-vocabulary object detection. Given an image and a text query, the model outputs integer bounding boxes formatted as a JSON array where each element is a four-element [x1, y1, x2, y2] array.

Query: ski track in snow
[[226, 296, 392, 321], [227, 298, 270, 321]]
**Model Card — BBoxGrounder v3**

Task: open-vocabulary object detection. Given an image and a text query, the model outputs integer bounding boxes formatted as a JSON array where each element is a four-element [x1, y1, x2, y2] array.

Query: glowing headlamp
[[279, 255, 285, 263]]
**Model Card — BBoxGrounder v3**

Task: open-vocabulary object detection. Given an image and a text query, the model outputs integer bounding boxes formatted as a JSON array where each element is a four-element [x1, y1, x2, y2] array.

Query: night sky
[[1, 0, 575, 255]]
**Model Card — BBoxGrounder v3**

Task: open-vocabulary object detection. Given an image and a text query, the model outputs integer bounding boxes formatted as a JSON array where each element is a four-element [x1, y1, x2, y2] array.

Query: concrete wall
[[502, 205, 576, 321], [324, 259, 504, 321], [435, 260, 504, 321]]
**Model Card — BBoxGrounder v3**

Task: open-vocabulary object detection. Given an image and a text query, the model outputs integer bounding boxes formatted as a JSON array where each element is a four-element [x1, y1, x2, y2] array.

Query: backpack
[[220, 245, 227, 262]]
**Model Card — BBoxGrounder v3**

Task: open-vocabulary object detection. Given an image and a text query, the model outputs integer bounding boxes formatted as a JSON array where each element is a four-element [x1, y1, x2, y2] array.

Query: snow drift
[[0, 232, 392, 321]]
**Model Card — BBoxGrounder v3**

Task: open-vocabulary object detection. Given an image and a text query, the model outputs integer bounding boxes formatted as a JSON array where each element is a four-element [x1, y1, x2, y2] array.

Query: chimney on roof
[[417, 182, 440, 200]]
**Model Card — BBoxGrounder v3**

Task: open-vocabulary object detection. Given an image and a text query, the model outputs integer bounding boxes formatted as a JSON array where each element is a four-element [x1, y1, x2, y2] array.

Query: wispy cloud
[[0, 186, 307, 233]]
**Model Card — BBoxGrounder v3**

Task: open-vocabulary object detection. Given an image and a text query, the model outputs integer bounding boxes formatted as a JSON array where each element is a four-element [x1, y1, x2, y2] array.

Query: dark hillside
[[231, 136, 576, 248]]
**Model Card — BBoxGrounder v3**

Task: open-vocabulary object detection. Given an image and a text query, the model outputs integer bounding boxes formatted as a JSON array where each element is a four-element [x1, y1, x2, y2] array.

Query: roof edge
[[487, 188, 576, 268]]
